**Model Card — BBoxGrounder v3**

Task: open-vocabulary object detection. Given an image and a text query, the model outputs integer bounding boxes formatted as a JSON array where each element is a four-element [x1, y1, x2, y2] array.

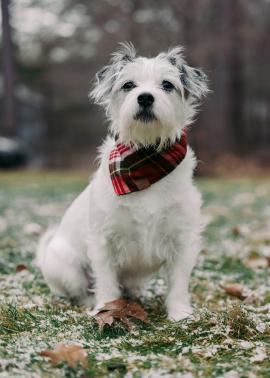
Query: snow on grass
[[0, 173, 269, 377]]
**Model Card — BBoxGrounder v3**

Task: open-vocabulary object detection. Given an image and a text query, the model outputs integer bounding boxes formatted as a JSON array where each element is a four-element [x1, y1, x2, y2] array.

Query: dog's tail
[[34, 227, 56, 268]]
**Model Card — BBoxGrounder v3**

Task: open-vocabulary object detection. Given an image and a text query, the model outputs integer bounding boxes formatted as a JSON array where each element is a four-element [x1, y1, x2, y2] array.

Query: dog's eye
[[122, 81, 136, 91], [162, 80, 175, 92]]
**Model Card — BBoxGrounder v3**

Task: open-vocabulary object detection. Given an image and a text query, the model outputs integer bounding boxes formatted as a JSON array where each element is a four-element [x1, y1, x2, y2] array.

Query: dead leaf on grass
[[23, 222, 42, 235], [40, 343, 88, 368], [231, 225, 250, 237], [220, 283, 248, 300], [15, 264, 28, 272], [245, 256, 270, 269], [232, 226, 242, 236], [94, 298, 148, 330]]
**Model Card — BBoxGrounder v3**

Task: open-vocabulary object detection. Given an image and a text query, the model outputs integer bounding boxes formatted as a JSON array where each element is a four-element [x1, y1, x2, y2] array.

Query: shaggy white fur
[[36, 43, 208, 321]]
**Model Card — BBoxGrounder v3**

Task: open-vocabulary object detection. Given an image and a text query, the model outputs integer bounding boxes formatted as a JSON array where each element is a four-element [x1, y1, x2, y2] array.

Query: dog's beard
[[117, 117, 179, 150], [133, 108, 157, 123]]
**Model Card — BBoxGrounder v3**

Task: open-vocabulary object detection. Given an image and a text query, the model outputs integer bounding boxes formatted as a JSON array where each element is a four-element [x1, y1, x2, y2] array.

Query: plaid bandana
[[109, 130, 187, 195]]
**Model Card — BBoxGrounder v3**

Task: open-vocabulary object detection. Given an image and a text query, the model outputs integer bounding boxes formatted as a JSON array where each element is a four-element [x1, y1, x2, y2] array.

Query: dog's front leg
[[89, 241, 121, 310], [165, 239, 199, 321]]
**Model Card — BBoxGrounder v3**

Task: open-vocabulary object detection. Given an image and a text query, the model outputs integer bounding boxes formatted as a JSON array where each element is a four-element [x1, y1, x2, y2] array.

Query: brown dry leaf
[[192, 350, 205, 358], [40, 344, 88, 368], [220, 283, 248, 300], [99, 298, 127, 311], [95, 311, 114, 329], [94, 299, 148, 330], [121, 317, 136, 332], [16, 264, 28, 272], [245, 256, 269, 269], [244, 294, 258, 304], [232, 226, 242, 236]]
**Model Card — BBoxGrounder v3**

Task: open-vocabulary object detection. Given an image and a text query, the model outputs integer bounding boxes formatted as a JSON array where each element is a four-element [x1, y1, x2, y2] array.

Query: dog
[[36, 43, 208, 321]]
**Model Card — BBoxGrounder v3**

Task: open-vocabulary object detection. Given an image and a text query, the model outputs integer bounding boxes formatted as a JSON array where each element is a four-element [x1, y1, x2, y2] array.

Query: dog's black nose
[[137, 93, 154, 107]]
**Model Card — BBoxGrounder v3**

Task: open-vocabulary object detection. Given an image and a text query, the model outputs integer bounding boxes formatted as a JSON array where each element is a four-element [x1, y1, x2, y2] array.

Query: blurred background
[[0, 0, 270, 174]]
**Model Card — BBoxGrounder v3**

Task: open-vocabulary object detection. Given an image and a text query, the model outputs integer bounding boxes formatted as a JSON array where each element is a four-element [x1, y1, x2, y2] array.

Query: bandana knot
[[109, 131, 187, 195]]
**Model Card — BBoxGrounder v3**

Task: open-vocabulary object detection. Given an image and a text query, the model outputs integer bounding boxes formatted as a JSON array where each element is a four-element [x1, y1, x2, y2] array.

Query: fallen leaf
[[245, 256, 269, 269], [220, 283, 248, 300], [231, 224, 250, 237], [93, 299, 148, 330], [23, 222, 42, 235], [16, 264, 28, 272], [95, 311, 114, 329], [243, 294, 258, 304], [40, 344, 88, 368], [51, 298, 70, 308], [121, 317, 136, 332], [232, 226, 242, 236]]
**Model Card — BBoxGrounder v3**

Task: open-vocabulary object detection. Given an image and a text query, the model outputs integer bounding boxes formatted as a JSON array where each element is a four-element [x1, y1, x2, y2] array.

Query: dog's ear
[[111, 41, 136, 64], [179, 64, 208, 99], [165, 46, 185, 67], [90, 42, 137, 106], [165, 46, 208, 99]]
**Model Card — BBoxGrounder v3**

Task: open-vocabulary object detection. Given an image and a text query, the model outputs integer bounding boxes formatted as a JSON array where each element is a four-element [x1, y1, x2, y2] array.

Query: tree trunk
[[1, 0, 17, 136]]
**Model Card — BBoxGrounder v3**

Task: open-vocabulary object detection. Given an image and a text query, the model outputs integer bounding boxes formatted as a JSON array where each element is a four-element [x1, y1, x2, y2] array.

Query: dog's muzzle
[[134, 92, 157, 123]]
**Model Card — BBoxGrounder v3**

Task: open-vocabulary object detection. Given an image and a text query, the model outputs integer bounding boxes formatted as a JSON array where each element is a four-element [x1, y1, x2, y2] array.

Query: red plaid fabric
[[109, 130, 187, 195]]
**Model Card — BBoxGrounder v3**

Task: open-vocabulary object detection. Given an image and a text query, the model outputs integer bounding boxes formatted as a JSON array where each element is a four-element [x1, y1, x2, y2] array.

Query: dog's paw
[[88, 302, 106, 317], [167, 305, 193, 321]]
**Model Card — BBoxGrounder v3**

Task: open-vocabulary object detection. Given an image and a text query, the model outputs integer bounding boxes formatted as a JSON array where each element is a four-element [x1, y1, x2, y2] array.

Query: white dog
[[36, 43, 208, 321]]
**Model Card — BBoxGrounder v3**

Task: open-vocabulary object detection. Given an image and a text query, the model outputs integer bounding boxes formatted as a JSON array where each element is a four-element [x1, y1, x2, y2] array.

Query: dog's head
[[90, 43, 208, 148]]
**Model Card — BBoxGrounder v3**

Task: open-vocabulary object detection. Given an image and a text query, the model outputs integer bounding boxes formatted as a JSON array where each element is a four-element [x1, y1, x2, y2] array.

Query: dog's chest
[[108, 196, 183, 270], [94, 145, 198, 271]]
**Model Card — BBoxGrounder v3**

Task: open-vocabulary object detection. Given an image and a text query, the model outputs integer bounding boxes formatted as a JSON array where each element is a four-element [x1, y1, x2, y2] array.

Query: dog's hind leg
[[35, 231, 95, 308]]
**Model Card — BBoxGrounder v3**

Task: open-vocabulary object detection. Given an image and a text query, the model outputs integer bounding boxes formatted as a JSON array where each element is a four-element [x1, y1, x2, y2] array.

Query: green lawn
[[0, 172, 269, 377]]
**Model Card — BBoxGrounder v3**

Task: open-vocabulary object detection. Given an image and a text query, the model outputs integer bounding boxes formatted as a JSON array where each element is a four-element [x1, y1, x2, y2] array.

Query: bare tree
[[1, 0, 17, 135]]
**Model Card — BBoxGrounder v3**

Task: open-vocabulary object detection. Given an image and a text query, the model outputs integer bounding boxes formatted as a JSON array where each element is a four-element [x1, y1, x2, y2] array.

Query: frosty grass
[[0, 172, 269, 377]]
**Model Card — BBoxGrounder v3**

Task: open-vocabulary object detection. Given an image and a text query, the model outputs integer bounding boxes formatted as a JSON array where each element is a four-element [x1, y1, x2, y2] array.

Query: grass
[[0, 171, 270, 377]]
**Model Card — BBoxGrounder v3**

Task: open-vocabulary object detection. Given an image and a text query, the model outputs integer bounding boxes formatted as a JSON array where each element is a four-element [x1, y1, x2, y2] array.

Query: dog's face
[[90, 43, 208, 147]]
